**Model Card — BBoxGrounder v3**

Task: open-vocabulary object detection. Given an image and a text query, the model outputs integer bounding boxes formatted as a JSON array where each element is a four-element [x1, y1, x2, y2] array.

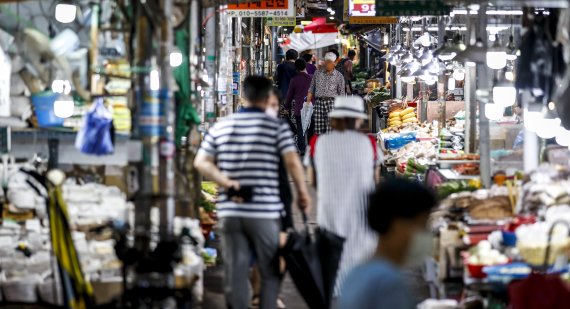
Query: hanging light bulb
[[493, 81, 517, 108], [170, 49, 183, 67], [505, 70, 515, 81], [485, 103, 504, 120], [425, 77, 437, 85], [54, 96, 75, 118], [448, 77, 456, 90], [524, 109, 543, 133], [419, 49, 433, 65], [486, 35, 507, 70], [536, 117, 561, 139], [383, 33, 389, 46], [452, 68, 465, 81], [150, 69, 160, 91], [400, 50, 414, 64], [55, 1, 77, 24], [555, 127, 570, 146], [417, 31, 433, 47]]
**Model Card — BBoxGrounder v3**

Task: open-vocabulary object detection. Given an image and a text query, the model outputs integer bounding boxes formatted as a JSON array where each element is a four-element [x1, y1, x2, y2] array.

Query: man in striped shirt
[[194, 76, 311, 309]]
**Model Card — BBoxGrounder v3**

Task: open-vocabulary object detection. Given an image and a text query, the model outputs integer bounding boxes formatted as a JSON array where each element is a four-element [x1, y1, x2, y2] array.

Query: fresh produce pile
[[454, 163, 480, 176], [388, 107, 417, 128], [437, 180, 479, 199], [366, 87, 392, 106]]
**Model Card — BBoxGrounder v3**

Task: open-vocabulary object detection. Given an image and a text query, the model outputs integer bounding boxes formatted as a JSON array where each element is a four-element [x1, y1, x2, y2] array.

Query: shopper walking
[[306, 52, 345, 135], [276, 49, 299, 99], [302, 53, 317, 75], [284, 59, 313, 155], [250, 88, 293, 309], [306, 96, 381, 300], [339, 179, 437, 309], [337, 50, 356, 94], [194, 76, 312, 309]]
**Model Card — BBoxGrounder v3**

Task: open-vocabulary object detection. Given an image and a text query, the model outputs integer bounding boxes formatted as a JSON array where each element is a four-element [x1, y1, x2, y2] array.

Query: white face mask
[[266, 108, 279, 119], [404, 230, 434, 268]]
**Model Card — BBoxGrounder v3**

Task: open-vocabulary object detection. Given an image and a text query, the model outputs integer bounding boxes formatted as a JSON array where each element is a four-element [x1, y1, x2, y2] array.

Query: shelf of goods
[[0, 166, 206, 306], [429, 164, 570, 305]]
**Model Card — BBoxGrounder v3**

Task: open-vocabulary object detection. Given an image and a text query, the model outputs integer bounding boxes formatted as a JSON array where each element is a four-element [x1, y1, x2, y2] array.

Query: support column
[[437, 17, 446, 130], [476, 7, 492, 188]]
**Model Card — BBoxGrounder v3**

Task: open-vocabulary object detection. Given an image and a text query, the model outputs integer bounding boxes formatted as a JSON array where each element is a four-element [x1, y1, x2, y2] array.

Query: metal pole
[[477, 6, 492, 188], [523, 90, 540, 171], [158, 0, 176, 239], [419, 18, 428, 122], [437, 17, 446, 130], [464, 16, 477, 153]]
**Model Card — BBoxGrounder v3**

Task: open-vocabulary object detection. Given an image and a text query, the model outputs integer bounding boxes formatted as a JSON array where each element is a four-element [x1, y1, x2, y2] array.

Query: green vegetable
[[437, 181, 478, 199], [200, 198, 216, 213], [202, 181, 218, 196]]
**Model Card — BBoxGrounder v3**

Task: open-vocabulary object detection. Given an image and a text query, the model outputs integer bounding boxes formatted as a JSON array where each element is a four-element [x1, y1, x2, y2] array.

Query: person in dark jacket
[[284, 59, 313, 155], [276, 49, 299, 98], [302, 53, 317, 75]]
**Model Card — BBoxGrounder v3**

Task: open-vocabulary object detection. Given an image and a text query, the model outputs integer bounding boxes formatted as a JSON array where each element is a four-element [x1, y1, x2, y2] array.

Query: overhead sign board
[[227, 0, 295, 18], [265, 17, 296, 27], [374, 0, 451, 16], [348, 0, 397, 24], [349, 16, 398, 24]]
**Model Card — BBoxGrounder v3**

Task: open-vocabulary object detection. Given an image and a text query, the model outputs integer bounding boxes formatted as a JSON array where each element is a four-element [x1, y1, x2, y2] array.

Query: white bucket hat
[[328, 96, 368, 119]]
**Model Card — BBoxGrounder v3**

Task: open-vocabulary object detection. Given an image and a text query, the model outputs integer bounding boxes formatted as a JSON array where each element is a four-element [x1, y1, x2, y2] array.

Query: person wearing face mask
[[305, 96, 382, 302], [338, 179, 437, 309], [306, 52, 345, 135]]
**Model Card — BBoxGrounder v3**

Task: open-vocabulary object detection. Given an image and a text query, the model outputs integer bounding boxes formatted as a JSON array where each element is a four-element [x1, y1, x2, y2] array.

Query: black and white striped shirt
[[198, 107, 296, 219]]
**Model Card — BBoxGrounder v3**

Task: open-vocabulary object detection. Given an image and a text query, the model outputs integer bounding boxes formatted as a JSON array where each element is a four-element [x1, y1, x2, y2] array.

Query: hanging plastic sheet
[[300, 102, 314, 135], [75, 98, 114, 156]]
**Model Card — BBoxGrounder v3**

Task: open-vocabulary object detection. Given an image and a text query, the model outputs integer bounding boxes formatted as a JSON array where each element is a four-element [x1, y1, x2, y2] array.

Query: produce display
[[366, 87, 392, 106], [454, 163, 480, 176], [388, 107, 418, 128], [437, 180, 479, 199]]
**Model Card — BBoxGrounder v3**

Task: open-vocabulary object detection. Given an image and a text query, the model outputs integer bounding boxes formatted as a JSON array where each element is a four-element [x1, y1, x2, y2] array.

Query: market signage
[[374, 0, 451, 16], [347, 0, 397, 24], [265, 17, 296, 26], [227, 0, 295, 18]]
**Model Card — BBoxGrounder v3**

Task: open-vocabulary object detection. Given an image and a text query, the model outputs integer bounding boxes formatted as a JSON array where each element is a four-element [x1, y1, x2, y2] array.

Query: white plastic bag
[[300, 102, 313, 135]]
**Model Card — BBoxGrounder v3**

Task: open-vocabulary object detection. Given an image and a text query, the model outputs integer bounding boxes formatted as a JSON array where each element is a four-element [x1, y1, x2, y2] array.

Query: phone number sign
[[227, 0, 294, 17]]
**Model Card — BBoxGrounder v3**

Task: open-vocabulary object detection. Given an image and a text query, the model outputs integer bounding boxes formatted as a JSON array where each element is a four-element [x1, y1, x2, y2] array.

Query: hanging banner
[[374, 0, 451, 16], [227, 0, 295, 18], [266, 17, 296, 27]]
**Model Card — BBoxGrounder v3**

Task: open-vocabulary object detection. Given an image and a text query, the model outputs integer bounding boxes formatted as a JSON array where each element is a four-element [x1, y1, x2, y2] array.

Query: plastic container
[[502, 231, 517, 247], [31, 92, 64, 127], [2, 275, 40, 303], [467, 263, 487, 279]]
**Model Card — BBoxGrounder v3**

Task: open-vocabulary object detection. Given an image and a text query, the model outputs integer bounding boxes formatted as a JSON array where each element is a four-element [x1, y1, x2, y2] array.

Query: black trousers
[[294, 115, 306, 155]]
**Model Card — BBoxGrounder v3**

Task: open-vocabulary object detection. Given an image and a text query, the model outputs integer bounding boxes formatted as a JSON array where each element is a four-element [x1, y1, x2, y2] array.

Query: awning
[[281, 32, 339, 53]]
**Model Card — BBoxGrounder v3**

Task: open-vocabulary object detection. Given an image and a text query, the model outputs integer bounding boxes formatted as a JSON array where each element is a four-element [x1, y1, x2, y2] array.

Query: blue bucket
[[31, 92, 65, 127]]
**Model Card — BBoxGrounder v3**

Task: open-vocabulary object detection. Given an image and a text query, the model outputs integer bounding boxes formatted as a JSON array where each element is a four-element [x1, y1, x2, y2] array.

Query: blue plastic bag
[[75, 98, 114, 155], [384, 132, 417, 150]]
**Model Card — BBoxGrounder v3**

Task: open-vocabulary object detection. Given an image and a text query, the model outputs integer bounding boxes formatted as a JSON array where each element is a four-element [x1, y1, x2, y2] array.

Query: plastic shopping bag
[[75, 98, 114, 155], [300, 102, 313, 135]]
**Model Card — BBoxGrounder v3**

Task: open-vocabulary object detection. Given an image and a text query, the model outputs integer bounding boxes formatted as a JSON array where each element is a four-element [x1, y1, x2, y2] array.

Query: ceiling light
[[55, 2, 77, 24], [486, 35, 507, 70], [170, 50, 183, 67], [455, 38, 487, 64], [434, 35, 465, 61], [536, 117, 561, 139], [453, 68, 465, 81], [401, 76, 416, 83], [448, 77, 456, 90], [505, 71, 515, 81], [150, 69, 160, 91], [54, 98, 75, 118], [493, 81, 517, 108], [485, 103, 504, 121], [556, 127, 570, 146], [419, 49, 433, 65]]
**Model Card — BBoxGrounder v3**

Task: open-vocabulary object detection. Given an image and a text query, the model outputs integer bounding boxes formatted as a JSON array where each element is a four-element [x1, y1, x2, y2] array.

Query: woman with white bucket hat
[[305, 95, 382, 300]]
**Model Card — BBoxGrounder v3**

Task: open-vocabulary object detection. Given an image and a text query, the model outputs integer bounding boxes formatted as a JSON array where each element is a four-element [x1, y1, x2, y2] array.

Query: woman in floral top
[[306, 52, 346, 134]]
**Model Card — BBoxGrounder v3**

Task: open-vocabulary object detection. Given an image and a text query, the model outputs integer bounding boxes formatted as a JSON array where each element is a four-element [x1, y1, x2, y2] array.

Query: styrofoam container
[[2, 274, 40, 303]]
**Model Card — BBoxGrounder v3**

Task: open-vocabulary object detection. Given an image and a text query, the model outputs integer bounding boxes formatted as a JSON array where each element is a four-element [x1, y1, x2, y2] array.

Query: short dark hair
[[330, 117, 358, 131], [285, 49, 299, 61], [368, 179, 437, 235], [328, 48, 340, 60], [243, 76, 273, 104], [302, 53, 313, 63], [348, 50, 357, 58], [295, 59, 307, 71]]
